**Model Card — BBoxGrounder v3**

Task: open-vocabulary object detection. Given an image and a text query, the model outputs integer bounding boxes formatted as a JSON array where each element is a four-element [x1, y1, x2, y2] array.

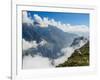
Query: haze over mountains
[[22, 11, 89, 69]]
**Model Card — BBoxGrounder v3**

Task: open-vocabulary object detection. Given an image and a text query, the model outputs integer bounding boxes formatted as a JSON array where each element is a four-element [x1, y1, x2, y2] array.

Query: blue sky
[[27, 11, 89, 26]]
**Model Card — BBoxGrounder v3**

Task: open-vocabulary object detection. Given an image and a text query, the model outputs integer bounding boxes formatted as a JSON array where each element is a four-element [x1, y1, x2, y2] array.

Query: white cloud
[[54, 47, 74, 65], [38, 39, 47, 46], [22, 12, 89, 37], [72, 38, 88, 49], [34, 14, 43, 24], [23, 55, 54, 69], [23, 39, 48, 50], [22, 39, 38, 50], [22, 35, 88, 67], [56, 23, 89, 37], [22, 11, 33, 25], [49, 19, 58, 26], [42, 17, 49, 27], [54, 38, 88, 65], [61, 47, 74, 58], [22, 39, 76, 67], [33, 14, 89, 37], [22, 12, 89, 68], [22, 40, 87, 68], [23, 44, 86, 68]]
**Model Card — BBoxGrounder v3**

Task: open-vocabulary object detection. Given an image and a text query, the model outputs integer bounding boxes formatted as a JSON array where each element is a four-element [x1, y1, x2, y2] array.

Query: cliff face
[[56, 42, 89, 67]]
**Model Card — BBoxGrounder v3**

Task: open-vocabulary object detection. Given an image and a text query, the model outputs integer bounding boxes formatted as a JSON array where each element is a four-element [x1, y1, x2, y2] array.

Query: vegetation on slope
[[56, 42, 89, 67]]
